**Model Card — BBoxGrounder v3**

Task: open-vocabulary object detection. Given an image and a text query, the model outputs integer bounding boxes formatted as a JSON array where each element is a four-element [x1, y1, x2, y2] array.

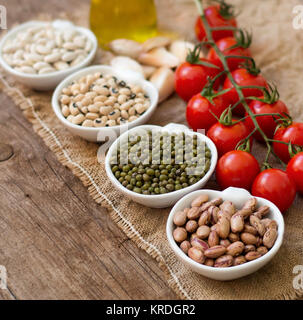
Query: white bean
[[62, 51, 77, 62], [20, 66, 36, 74], [44, 52, 61, 63]]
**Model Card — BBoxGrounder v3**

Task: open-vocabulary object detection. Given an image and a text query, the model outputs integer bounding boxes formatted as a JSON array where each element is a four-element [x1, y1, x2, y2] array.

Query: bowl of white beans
[[0, 20, 97, 90], [51, 65, 159, 142]]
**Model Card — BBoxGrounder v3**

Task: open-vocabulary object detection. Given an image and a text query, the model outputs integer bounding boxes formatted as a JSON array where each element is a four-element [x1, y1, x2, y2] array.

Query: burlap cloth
[[1, 0, 303, 300]]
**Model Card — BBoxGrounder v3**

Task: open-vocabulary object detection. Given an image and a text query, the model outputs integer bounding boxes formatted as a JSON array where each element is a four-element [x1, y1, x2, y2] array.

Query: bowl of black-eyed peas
[[51, 65, 159, 142]]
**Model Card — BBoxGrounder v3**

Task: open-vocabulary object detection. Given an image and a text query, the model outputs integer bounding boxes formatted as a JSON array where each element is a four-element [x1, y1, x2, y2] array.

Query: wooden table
[[0, 0, 176, 300]]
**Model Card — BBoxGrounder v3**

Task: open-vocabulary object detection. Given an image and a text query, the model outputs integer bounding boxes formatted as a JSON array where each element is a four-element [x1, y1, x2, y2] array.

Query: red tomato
[[175, 58, 222, 102], [273, 122, 303, 163], [252, 169, 296, 213], [207, 120, 252, 157], [216, 150, 260, 190], [186, 93, 229, 132], [195, 5, 237, 42], [246, 99, 289, 142], [222, 68, 268, 116], [287, 152, 303, 194], [207, 37, 251, 72]]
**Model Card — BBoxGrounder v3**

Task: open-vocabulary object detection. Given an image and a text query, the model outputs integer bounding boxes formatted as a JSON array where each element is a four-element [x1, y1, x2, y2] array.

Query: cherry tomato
[[207, 37, 251, 72], [207, 120, 252, 157], [252, 169, 296, 213], [246, 99, 289, 142], [195, 5, 237, 42], [222, 68, 268, 116], [273, 122, 303, 163], [175, 58, 222, 102], [216, 150, 260, 190], [287, 152, 303, 194], [186, 93, 229, 133]]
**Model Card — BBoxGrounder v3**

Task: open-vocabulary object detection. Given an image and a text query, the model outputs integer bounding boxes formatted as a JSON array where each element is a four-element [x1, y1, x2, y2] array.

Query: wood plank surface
[[0, 0, 176, 300]]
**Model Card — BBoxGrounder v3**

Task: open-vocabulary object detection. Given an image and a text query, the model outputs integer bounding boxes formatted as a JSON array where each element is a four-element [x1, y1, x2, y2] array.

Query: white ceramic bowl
[[0, 20, 98, 90], [166, 187, 284, 281], [52, 65, 158, 142], [105, 123, 218, 208]]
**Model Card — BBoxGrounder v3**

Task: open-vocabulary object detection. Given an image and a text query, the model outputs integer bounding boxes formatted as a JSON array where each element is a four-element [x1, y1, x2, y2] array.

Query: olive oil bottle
[[90, 0, 158, 48]]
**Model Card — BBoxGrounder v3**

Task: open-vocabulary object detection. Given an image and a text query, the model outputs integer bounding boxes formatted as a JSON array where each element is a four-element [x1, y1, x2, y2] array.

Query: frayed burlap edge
[[1, 75, 303, 301]]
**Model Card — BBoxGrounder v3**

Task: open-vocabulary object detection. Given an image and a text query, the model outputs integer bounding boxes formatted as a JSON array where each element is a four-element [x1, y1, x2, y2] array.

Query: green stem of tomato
[[194, 0, 285, 168]]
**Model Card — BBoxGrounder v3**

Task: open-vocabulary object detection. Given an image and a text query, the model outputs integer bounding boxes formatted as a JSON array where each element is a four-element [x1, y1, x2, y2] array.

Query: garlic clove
[[169, 40, 197, 64], [110, 56, 145, 77], [150, 67, 175, 103], [142, 36, 171, 52], [138, 47, 179, 68], [108, 39, 143, 59]]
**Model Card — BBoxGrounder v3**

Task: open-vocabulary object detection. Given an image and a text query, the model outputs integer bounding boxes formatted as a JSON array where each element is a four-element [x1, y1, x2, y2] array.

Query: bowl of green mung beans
[[105, 123, 218, 208]]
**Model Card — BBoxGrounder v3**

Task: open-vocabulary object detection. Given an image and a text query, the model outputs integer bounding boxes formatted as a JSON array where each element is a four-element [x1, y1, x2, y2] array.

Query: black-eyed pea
[[100, 106, 113, 116], [119, 88, 131, 95], [71, 83, 80, 95], [121, 101, 133, 111], [121, 110, 129, 119], [135, 103, 147, 114], [61, 105, 70, 117], [105, 98, 115, 106], [82, 119, 94, 127], [94, 118, 106, 127], [129, 116, 138, 122], [106, 119, 117, 127], [86, 112, 99, 120], [81, 97, 91, 106], [94, 102, 103, 109], [132, 85, 143, 94], [88, 104, 99, 113], [94, 95, 107, 103], [79, 83, 88, 94], [66, 115, 74, 122], [69, 103, 80, 116], [86, 91, 97, 100], [74, 94, 85, 102], [118, 94, 128, 104], [81, 106, 88, 114], [62, 87, 72, 95], [71, 114, 85, 125], [85, 74, 95, 86], [129, 107, 136, 116], [60, 95, 70, 105], [108, 110, 120, 120]]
